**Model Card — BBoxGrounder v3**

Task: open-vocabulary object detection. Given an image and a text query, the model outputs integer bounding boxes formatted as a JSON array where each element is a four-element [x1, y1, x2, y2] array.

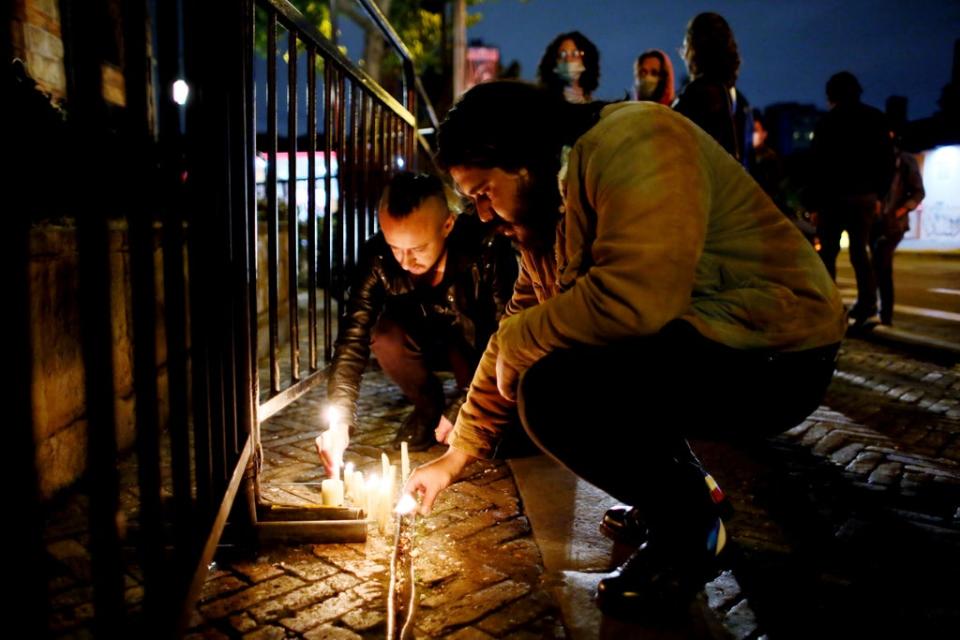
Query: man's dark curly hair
[[536, 31, 601, 98], [436, 81, 604, 179], [825, 71, 863, 105], [684, 12, 740, 87], [381, 171, 445, 219]]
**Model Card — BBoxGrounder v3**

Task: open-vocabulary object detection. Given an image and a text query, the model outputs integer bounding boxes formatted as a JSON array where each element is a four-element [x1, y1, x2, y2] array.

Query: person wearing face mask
[[633, 49, 675, 106], [537, 31, 600, 104]]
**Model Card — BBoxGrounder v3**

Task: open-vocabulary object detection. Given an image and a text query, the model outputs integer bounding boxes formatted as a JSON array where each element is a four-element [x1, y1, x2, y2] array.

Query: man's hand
[[435, 415, 455, 444], [496, 353, 520, 401], [316, 422, 349, 478], [404, 447, 473, 515]]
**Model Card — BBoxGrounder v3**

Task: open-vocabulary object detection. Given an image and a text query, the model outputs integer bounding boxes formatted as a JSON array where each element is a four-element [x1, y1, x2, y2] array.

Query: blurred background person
[[749, 109, 785, 206], [537, 30, 600, 104], [871, 132, 925, 326], [633, 48, 675, 105], [673, 12, 752, 166], [808, 71, 895, 328]]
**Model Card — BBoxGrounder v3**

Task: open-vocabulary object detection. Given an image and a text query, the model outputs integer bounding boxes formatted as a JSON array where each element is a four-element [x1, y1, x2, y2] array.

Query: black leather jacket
[[327, 213, 518, 427]]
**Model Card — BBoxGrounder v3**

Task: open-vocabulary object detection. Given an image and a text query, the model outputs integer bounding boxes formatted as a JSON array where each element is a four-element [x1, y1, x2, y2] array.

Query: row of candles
[[319, 439, 412, 534]]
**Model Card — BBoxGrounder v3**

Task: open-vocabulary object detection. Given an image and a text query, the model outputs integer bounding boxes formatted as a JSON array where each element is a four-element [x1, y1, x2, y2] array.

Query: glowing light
[[395, 493, 417, 515], [324, 405, 343, 427], [396, 156, 405, 169], [172, 79, 190, 105]]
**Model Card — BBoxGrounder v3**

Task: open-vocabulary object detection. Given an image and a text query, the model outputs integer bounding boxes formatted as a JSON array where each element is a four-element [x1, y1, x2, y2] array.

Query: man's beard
[[509, 170, 562, 253]]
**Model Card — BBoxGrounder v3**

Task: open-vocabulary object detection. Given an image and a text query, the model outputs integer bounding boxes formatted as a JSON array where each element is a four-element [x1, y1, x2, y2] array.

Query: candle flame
[[324, 405, 343, 427], [395, 493, 417, 515]]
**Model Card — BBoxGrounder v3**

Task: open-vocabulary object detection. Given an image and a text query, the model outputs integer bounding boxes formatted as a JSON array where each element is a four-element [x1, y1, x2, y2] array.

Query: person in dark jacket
[[809, 71, 895, 327], [673, 12, 752, 166], [321, 172, 518, 458], [871, 136, 925, 325]]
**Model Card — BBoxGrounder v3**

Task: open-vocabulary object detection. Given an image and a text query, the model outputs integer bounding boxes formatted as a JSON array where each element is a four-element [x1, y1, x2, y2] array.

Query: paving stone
[[868, 461, 903, 486], [200, 575, 249, 603], [228, 613, 259, 633], [475, 590, 554, 635], [444, 627, 496, 639], [242, 625, 288, 640], [829, 442, 865, 466], [723, 599, 759, 640], [200, 576, 306, 619], [811, 430, 849, 456], [705, 570, 742, 610], [230, 561, 286, 583], [340, 607, 385, 632], [419, 564, 508, 609], [845, 450, 884, 476], [279, 591, 365, 633], [248, 573, 360, 622], [302, 624, 363, 639], [417, 580, 531, 635]]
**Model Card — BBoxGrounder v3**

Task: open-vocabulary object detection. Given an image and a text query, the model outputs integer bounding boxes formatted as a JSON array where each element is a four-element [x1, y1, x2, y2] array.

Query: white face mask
[[635, 75, 659, 99], [554, 60, 585, 84]]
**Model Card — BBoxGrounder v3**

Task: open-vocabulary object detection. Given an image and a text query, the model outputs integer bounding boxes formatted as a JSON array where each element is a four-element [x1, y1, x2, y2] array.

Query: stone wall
[[11, 0, 66, 100], [30, 220, 290, 499], [30, 221, 169, 499]]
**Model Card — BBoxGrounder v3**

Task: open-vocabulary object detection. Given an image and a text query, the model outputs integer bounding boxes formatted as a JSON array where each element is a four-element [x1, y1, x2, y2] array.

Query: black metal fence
[[12, 0, 436, 636]]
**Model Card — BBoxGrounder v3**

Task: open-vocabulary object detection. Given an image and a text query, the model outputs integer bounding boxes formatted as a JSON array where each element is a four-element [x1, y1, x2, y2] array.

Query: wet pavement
[[182, 331, 959, 639]]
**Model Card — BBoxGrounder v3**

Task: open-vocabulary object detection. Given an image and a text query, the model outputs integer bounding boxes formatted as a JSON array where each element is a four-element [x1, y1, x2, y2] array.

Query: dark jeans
[[516, 320, 838, 545], [370, 315, 476, 418], [870, 224, 905, 325], [818, 194, 880, 317]]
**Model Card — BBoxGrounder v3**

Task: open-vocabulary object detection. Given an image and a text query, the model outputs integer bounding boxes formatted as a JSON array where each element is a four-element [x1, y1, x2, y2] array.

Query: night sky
[[466, 0, 959, 120]]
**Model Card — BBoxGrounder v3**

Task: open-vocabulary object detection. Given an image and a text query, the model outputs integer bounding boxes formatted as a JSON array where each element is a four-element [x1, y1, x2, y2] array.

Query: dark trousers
[[516, 320, 838, 547], [370, 315, 476, 417], [818, 194, 879, 317], [870, 224, 905, 325]]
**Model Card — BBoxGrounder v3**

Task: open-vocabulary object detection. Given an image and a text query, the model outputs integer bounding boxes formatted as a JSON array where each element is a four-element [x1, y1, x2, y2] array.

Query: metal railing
[[14, 0, 438, 637]]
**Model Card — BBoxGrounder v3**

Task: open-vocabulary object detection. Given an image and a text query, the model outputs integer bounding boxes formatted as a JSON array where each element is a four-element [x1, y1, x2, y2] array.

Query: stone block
[[199, 576, 305, 619], [279, 591, 364, 633], [302, 625, 363, 640], [417, 580, 530, 635]]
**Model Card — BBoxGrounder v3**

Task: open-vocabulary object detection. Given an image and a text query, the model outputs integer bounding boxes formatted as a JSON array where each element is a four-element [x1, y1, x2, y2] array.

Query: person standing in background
[[633, 49, 675, 106], [808, 71, 895, 329], [871, 134, 925, 326], [673, 12, 752, 166], [537, 31, 600, 104]]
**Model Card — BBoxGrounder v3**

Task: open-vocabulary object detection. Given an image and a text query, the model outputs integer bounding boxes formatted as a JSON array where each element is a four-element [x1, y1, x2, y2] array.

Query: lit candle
[[380, 464, 397, 534], [321, 478, 344, 506], [381, 452, 390, 483], [351, 470, 365, 507], [343, 462, 356, 500], [365, 473, 379, 523], [400, 441, 410, 486]]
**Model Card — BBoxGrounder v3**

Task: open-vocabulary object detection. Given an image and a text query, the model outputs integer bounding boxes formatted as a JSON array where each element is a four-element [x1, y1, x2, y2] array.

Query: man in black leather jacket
[[324, 172, 518, 452]]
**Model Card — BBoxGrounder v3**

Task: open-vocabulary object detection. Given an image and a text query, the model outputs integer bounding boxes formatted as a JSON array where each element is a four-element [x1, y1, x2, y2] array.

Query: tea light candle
[[321, 478, 344, 507], [343, 462, 356, 499]]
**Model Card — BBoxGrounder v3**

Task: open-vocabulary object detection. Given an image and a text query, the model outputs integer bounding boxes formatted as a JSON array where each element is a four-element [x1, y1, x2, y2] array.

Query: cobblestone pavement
[[689, 336, 960, 638], [43, 333, 959, 638], [187, 370, 566, 639]]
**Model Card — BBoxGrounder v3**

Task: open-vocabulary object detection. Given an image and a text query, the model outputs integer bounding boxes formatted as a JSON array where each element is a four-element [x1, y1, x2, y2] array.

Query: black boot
[[595, 445, 732, 620], [599, 445, 733, 547], [595, 524, 729, 622], [392, 405, 440, 451]]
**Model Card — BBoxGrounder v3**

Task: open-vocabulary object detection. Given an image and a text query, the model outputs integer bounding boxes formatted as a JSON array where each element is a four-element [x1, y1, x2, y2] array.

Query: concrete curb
[[858, 324, 960, 358]]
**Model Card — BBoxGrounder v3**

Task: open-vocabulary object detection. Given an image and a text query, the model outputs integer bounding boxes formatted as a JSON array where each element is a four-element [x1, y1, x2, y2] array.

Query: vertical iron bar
[[122, 0, 165, 627], [322, 62, 334, 362], [156, 0, 194, 581], [307, 45, 318, 372], [287, 30, 301, 382], [344, 81, 357, 272], [335, 71, 347, 311], [70, 2, 126, 634], [266, 12, 281, 394], [357, 89, 369, 246]]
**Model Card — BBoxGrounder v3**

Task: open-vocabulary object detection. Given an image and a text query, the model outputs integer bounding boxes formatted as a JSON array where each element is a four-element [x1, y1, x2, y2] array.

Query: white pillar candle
[[343, 462, 356, 499], [379, 471, 394, 534], [381, 452, 390, 482], [400, 441, 410, 486], [321, 478, 344, 507], [351, 470, 365, 507], [365, 473, 379, 522]]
